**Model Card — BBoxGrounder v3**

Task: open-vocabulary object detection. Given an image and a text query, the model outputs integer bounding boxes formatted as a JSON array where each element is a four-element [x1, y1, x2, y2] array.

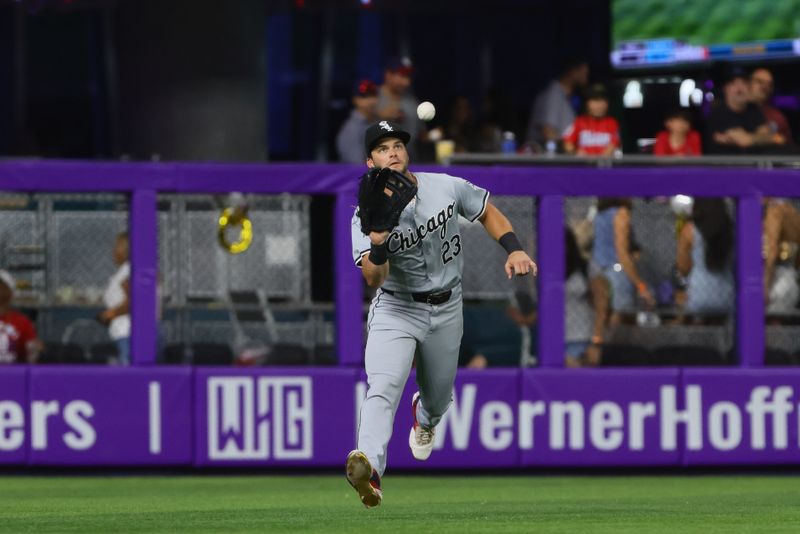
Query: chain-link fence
[[0, 192, 337, 367], [0, 193, 129, 364], [460, 195, 537, 368], [8, 188, 797, 368], [461, 195, 537, 300], [156, 193, 333, 366], [565, 196, 737, 366], [763, 198, 800, 364]]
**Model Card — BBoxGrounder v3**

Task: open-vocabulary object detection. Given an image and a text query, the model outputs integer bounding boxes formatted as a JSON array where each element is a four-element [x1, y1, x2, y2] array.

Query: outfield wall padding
[[2, 161, 800, 468], [1, 366, 799, 467]]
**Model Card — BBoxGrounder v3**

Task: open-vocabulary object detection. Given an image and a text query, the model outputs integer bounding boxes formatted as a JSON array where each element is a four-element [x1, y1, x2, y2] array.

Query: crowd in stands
[[558, 195, 800, 368], [336, 58, 797, 162], [441, 191, 800, 369], [0, 232, 131, 367], [328, 57, 800, 369], [336, 55, 514, 161]]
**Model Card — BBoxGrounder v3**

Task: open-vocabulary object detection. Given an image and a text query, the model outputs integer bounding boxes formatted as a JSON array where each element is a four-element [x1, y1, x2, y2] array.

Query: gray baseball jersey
[[351, 171, 489, 476], [351, 172, 489, 291]]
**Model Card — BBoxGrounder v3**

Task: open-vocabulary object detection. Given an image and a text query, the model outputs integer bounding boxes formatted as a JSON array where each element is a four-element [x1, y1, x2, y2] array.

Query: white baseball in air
[[417, 101, 436, 121]]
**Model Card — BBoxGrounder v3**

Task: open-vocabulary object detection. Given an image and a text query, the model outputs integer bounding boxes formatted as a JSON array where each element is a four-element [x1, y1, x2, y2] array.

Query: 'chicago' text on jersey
[[387, 202, 456, 254]]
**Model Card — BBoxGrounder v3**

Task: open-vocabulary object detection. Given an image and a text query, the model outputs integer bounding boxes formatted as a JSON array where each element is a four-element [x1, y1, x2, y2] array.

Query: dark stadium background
[[0, 0, 612, 161]]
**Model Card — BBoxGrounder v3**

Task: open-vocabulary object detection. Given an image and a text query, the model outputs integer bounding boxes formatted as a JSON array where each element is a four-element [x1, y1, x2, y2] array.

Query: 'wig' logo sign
[[207, 376, 312, 461]]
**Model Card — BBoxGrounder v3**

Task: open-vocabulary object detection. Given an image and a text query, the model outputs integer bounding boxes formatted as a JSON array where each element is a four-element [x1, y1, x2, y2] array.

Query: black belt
[[382, 288, 453, 305]]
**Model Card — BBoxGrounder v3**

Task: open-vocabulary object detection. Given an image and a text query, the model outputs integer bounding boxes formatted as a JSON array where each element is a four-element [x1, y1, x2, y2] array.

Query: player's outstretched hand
[[505, 251, 537, 279]]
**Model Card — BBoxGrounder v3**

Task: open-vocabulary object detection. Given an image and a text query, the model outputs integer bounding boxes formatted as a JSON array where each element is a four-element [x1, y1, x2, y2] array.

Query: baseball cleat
[[409, 392, 435, 461], [345, 450, 382, 508]]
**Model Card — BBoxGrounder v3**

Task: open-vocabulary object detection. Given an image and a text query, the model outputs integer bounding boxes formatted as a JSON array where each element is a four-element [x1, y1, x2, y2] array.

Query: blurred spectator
[[653, 109, 702, 157], [565, 227, 596, 367], [458, 343, 488, 369], [461, 291, 537, 369], [750, 68, 794, 145], [377, 56, 423, 153], [762, 199, 800, 314], [336, 80, 379, 163], [476, 88, 512, 152], [506, 290, 538, 367], [0, 270, 42, 364], [563, 84, 620, 157], [444, 96, 480, 153], [98, 232, 130, 365], [706, 67, 777, 154], [525, 58, 589, 150], [590, 198, 654, 325], [676, 198, 735, 315]]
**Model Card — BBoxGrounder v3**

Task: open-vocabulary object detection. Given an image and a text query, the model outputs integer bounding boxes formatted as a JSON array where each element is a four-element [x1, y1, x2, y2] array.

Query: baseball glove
[[357, 167, 417, 235]]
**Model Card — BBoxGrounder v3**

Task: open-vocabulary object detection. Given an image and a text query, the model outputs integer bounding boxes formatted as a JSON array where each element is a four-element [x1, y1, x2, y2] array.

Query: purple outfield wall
[[3, 160, 798, 368], [1, 160, 800, 468], [0, 366, 799, 467]]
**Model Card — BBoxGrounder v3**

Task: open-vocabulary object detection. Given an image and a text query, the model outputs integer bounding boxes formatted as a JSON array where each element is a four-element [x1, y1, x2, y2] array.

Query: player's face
[[367, 137, 410, 174]]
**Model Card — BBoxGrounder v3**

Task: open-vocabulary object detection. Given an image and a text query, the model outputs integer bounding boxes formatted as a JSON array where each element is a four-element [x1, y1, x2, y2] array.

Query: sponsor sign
[[0, 367, 27, 464], [27, 367, 192, 465], [683, 369, 800, 465], [194, 367, 357, 466], [2, 367, 800, 467]]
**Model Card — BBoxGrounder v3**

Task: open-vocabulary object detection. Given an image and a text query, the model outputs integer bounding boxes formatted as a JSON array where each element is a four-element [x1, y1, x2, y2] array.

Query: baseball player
[[346, 120, 537, 507]]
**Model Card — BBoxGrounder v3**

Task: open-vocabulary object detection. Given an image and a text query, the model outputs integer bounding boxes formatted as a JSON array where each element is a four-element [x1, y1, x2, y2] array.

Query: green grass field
[[1, 474, 800, 533]]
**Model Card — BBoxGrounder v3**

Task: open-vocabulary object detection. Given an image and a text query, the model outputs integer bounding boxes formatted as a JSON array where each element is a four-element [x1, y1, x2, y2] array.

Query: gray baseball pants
[[357, 284, 463, 476]]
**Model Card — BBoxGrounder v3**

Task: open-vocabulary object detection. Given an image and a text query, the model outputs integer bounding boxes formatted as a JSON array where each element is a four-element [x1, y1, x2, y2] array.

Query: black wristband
[[369, 241, 388, 265], [498, 232, 523, 255]]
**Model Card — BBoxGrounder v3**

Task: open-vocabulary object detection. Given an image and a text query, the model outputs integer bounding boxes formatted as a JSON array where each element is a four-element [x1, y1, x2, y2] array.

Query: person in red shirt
[[653, 109, 702, 157], [0, 270, 41, 364], [563, 84, 620, 157]]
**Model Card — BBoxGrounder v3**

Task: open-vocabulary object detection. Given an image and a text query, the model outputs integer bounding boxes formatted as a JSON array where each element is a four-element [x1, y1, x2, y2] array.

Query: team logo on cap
[[379, 121, 394, 132]]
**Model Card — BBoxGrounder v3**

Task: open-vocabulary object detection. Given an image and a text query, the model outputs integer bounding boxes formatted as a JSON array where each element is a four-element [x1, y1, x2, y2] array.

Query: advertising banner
[[27, 367, 193, 465], [683, 369, 800, 465], [0, 367, 28, 465], [2, 366, 800, 467], [521, 369, 682, 466], [194, 367, 359, 467]]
